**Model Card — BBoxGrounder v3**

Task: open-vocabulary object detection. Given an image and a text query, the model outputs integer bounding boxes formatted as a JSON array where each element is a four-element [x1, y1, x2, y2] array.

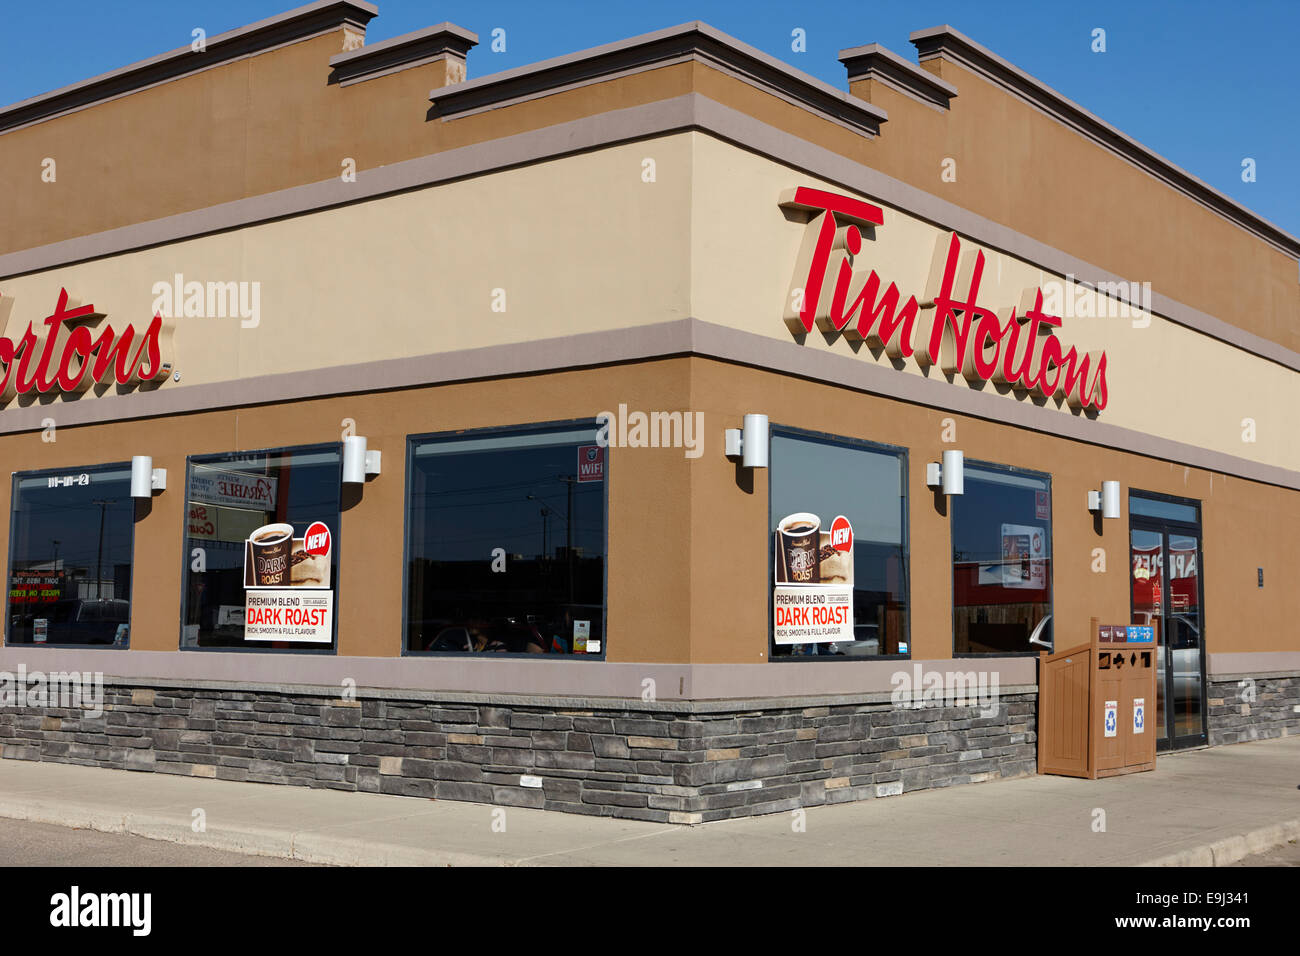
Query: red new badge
[[829, 515, 853, 553], [303, 522, 331, 556]]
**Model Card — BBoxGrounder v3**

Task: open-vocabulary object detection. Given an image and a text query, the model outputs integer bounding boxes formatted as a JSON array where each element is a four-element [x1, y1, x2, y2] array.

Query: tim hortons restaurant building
[[0, 0, 1296, 823]]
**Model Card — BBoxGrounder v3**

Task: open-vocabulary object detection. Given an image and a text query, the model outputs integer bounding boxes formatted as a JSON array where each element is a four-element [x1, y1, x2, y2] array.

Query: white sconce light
[[1088, 480, 1121, 519], [130, 455, 166, 498], [724, 414, 769, 469], [342, 435, 382, 484], [926, 449, 964, 495]]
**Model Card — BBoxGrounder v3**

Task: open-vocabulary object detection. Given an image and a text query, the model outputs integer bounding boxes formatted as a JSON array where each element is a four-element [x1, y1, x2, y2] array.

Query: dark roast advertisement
[[773, 512, 854, 644], [242, 520, 334, 642]]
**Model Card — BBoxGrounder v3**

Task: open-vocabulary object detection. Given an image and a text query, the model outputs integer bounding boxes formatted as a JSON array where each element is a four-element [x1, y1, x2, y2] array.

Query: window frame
[[766, 423, 912, 663], [948, 458, 1054, 659], [401, 418, 610, 660], [177, 441, 344, 655], [5, 460, 137, 650]]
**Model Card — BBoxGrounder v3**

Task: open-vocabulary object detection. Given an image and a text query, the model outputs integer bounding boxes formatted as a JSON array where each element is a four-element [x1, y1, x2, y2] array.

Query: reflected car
[[39, 598, 130, 644], [425, 626, 473, 653]]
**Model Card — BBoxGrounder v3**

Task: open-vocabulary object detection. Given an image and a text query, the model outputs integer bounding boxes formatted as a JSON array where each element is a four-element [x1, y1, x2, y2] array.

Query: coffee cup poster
[[242, 521, 334, 642], [773, 513, 854, 644]]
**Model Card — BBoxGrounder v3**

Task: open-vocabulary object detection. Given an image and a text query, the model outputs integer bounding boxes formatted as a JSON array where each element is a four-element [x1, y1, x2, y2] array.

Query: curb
[[1140, 818, 1300, 867], [3, 793, 1298, 868], [0, 797, 513, 867]]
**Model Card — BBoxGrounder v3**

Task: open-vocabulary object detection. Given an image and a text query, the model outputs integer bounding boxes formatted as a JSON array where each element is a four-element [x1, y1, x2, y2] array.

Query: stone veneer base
[[0, 682, 1039, 823], [1206, 673, 1300, 746]]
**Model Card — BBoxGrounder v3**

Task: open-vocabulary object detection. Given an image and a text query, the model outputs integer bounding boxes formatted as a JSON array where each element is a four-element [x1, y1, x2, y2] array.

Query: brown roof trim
[[0, 91, 1295, 374], [0, 0, 378, 135], [0, 646, 1040, 702], [0, 93, 1295, 373], [910, 24, 1300, 260], [328, 22, 478, 86], [428, 20, 887, 137], [838, 42, 957, 110], [0, 317, 1296, 493]]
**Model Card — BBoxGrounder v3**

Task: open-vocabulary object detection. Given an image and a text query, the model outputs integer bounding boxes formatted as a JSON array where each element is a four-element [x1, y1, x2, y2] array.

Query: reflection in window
[[180, 446, 341, 650], [951, 463, 1052, 654], [769, 429, 909, 658], [7, 464, 134, 646], [405, 423, 607, 656]]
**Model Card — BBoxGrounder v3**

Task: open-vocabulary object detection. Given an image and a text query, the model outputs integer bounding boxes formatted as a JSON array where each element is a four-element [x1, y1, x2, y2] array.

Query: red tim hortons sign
[[781, 187, 1108, 411], [0, 288, 168, 399]]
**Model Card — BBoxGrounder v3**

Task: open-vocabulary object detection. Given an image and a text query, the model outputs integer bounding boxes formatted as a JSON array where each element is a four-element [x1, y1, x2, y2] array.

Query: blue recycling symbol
[[1135, 707, 1144, 730], [1105, 710, 1116, 733]]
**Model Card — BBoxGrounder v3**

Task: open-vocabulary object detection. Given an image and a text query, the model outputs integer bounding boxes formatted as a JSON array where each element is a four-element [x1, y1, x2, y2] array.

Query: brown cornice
[[0, 0, 378, 135], [428, 21, 888, 138], [0, 94, 1295, 373], [910, 24, 1300, 260], [329, 22, 478, 86], [0, 317, 1296, 494], [838, 43, 957, 110]]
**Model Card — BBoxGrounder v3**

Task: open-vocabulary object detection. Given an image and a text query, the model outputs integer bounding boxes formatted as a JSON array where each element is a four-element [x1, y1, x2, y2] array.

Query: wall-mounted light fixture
[[724, 414, 769, 469], [1088, 480, 1121, 519], [926, 449, 964, 495], [130, 455, 166, 498], [342, 435, 382, 484]]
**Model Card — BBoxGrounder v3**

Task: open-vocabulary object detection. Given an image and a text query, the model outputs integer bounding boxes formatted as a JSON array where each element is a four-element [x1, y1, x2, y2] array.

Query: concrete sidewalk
[[1, 736, 1297, 866]]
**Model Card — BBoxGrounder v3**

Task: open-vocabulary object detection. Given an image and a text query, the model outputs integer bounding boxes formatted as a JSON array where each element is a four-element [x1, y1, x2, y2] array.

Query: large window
[[6, 463, 135, 647], [180, 445, 342, 651], [404, 422, 607, 656], [769, 428, 909, 658], [951, 462, 1052, 655]]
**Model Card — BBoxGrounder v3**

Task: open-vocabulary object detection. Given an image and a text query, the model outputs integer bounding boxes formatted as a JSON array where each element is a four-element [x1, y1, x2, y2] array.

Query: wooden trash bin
[[1037, 620, 1158, 778]]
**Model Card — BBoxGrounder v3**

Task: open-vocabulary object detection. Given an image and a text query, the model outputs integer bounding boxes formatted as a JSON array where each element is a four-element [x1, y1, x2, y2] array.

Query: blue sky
[[5, 0, 1298, 235]]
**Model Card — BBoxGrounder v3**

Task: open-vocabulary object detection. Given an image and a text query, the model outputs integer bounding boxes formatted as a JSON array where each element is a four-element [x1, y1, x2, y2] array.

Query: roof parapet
[[329, 22, 478, 86], [428, 21, 888, 138], [910, 23, 1300, 260], [838, 43, 957, 110], [0, 0, 379, 135]]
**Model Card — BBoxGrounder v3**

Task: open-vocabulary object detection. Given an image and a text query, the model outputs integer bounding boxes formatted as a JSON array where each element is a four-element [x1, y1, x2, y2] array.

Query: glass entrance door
[[1129, 494, 1207, 749]]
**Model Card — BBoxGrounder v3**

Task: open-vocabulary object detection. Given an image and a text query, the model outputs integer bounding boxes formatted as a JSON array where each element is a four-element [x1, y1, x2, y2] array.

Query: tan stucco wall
[[0, 360, 698, 663], [0, 354, 1292, 670], [1, 26, 1294, 363], [689, 357, 1300, 662], [2, 133, 1293, 481], [0, 134, 693, 388], [689, 135, 1299, 473], [0, 29, 698, 257], [852, 64, 1300, 354]]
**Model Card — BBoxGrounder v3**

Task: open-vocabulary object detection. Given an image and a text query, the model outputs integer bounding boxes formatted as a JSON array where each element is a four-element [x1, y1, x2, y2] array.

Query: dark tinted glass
[[7, 464, 134, 646], [1130, 493, 1198, 524], [951, 464, 1052, 654], [406, 424, 606, 656]]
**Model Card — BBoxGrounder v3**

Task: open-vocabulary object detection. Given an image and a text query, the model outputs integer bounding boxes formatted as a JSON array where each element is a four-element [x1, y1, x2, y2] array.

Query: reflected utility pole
[[559, 475, 577, 604], [92, 499, 110, 600]]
